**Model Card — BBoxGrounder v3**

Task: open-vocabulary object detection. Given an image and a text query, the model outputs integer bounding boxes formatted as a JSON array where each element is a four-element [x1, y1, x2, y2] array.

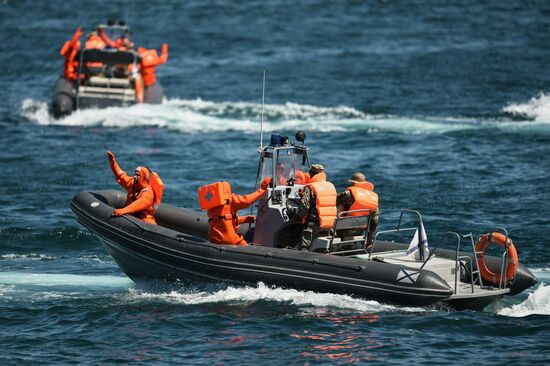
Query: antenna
[[259, 69, 266, 152]]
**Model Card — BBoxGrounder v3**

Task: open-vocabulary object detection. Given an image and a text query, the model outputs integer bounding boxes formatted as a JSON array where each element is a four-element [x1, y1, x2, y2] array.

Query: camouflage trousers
[[299, 221, 330, 251]]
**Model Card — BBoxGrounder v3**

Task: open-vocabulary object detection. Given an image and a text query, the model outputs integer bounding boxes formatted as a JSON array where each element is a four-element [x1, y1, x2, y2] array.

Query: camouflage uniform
[[298, 164, 331, 251]]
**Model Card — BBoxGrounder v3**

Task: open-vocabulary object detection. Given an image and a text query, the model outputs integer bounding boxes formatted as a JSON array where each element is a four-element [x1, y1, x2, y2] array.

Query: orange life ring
[[475, 232, 518, 286]]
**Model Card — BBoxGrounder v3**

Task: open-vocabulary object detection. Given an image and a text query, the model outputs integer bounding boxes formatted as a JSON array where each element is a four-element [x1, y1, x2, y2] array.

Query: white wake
[[119, 282, 425, 313], [22, 97, 550, 135]]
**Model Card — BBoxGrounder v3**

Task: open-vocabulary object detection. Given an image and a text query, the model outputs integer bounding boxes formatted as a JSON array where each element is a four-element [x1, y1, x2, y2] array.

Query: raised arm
[[107, 151, 133, 190], [231, 177, 271, 211]]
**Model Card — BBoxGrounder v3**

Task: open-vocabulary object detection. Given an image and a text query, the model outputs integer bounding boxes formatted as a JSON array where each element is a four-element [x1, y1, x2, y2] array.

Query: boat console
[[252, 133, 310, 248]]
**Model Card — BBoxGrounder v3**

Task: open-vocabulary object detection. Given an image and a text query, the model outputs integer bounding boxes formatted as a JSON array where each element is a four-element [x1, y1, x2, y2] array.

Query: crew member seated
[[336, 172, 379, 246], [297, 164, 337, 251], [198, 177, 271, 245], [107, 151, 163, 225]]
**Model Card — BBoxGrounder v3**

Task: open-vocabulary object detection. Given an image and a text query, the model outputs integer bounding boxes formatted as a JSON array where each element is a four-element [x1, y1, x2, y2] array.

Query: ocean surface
[[1, 0, 550, 364]]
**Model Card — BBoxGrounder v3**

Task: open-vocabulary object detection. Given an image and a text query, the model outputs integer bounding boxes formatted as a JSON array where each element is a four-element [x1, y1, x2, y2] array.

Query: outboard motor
[[52, 78, 76, 118], [252, 132, 310, 248]]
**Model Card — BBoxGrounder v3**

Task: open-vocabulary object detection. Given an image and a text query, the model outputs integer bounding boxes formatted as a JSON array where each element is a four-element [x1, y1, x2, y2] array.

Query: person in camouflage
[[336, 172, 379, 247], [298, 164, 337, 251]]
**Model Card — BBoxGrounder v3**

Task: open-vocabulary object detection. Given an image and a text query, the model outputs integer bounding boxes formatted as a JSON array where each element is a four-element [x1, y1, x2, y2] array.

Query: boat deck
[[354, 251, 509, 299]]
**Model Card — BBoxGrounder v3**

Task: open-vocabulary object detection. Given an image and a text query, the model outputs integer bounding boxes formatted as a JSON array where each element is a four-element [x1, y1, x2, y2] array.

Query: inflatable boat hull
[[71, 190, 537, 310]]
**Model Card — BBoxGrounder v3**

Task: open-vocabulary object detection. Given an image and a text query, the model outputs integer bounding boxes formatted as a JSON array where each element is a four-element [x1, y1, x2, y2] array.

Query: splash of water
[[503, 93, 550, 122], [498, 283, 550, 317], [119, 282, 425, 313]]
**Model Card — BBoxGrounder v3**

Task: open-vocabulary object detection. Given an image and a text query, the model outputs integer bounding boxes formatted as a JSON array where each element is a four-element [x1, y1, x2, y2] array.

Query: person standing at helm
[[107, 151, 160, 225], [84, 31, 106, 49], [97, 22, 135, 51], [297, 164, 337, 251], [199, 177, 271, 245], [337, 172, 379, 247]]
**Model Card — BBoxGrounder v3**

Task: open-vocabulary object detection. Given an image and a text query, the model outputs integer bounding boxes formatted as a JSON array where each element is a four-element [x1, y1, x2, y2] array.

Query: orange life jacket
[[295, 170, 310, 185], [60, 28, 83, 80], [138, 45, 168, 87], [85, 34, 106, 49], [344, 181, 378, 216], [306, 172, 337, 229]]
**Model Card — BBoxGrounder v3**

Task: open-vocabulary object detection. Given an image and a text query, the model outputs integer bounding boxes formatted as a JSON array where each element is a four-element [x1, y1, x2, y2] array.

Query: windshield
[[274, 149, 295, 187], [259, 146, 309, 187]]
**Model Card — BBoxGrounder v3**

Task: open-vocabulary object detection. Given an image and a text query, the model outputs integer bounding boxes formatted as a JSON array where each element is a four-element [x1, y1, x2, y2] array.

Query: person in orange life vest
[[83, 32, 107, 76], [206, 177, 271, 245], [84, 31, 106, 49], [297, 164, 337, 251], [137, 44, 168, 87], [131, 44, 167, 102], [295, 169, 310, 185], [107, 151, 157, 225], [60, 27, 82, 80], [97, 26, 134, 51], [336, 172, 379, 247]]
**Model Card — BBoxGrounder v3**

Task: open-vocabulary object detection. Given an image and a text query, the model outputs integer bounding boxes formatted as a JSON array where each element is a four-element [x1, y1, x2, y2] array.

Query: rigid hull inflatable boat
[[71, 135, 537, 311], [53, 24, 166, 118]]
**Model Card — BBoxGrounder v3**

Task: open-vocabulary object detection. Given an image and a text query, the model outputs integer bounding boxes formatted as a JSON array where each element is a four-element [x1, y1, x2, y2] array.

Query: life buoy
[[475, 232, 518, 286]]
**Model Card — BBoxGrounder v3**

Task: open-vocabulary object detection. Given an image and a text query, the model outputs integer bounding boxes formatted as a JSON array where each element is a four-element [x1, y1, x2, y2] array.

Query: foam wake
[[0, 271, 131, 288], [119, 282, 424, 313], [21, 97, 550, 135], [0, 253, 54, 261], [10, 98, 523, 135]]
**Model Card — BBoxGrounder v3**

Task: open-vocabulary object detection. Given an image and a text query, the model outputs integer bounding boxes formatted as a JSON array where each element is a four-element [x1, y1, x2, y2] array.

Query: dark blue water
[[1, 1, 550, 364]]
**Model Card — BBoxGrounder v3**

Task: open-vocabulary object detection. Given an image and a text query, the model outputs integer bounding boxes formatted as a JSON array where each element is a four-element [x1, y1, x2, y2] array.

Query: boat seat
[[311, 235, 367, 252], [79, 86, 135, 96], [88, 76, 131, 88], [328, 209, 373, 254], [310, 236, 339, 252]]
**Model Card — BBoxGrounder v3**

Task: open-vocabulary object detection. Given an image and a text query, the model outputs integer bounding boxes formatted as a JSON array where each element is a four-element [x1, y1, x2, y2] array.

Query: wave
[[0, 253, 54, 261], [118, 282, 425, 313], [503, 93, 550, 122], [21, 98, 550, 135]]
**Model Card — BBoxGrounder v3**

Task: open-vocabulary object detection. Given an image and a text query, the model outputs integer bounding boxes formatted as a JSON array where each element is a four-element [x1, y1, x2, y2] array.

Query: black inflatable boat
[[53, 49, 164, 118], [53, 23, 166, 118], [71, 137, 537, 310]]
